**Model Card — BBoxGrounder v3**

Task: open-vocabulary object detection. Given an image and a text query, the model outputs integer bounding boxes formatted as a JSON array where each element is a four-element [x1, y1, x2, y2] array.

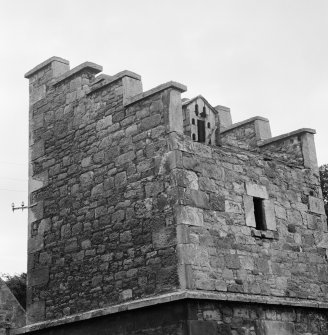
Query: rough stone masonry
[[13, 57, 328, 334]]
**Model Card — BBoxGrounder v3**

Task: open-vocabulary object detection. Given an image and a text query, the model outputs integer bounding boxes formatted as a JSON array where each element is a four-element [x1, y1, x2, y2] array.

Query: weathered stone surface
[[263, 199, 277, 231], [25, 56, 326, 333], [308, 196, 325, 215], [176, 206, 204, 227]]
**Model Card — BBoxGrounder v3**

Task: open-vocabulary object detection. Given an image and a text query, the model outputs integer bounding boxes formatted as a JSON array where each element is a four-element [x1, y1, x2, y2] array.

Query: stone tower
[[15, 57, 328, 334]]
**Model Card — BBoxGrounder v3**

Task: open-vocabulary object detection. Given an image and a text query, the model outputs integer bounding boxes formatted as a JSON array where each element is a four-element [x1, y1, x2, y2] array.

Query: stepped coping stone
[[258, 128, 316, 147], [221, 116, 269, 134], [87, 70, 141, 95], [52, 62, 103, 86], [124, 81, 187, 107], [91, 74, 114, 85], [214, 104, 230, 112], [25, 56, 69, 79]]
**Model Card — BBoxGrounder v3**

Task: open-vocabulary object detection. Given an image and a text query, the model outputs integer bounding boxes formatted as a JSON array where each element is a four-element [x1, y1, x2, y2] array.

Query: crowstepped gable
[[14, 56, 328, 334]]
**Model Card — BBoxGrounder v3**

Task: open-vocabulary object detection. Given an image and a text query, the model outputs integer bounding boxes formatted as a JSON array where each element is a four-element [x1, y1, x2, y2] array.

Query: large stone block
[[263, 199, 277, 231], [308, 196, 325, 215], [27, 300, 45, 324], [28, 267, 49, 287], [187, 320, 218, 335], [176, 205, 204, 227], [244, 195, 256, 227], [256, 320, 295, 335]]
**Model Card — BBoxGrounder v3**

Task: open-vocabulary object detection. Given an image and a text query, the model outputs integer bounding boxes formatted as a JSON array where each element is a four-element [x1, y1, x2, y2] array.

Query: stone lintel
[[24, 56, 69, 79], [258, 128, 316, 147], [52, 62, 103, 86], [87, 70, 142, 96], [221, 116, 269, 134], [14, 290, 328, 334], [124, 81, 187, 107]]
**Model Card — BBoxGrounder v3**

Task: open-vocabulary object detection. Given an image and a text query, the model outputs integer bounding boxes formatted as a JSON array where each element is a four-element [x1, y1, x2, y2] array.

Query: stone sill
[[258, 128, 316, 147], [251, 229, 278, 239], [87, 70, 141, 96], [51, 62, 103, 86], [221, 116, 269, 134], [12, 290, 328, 334], [25, 56, 69, 79], [124, 81, 187, 107]]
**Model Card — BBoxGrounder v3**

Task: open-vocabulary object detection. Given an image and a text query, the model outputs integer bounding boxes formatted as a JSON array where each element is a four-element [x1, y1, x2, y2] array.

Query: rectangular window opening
[[253, 197, 266, 230]]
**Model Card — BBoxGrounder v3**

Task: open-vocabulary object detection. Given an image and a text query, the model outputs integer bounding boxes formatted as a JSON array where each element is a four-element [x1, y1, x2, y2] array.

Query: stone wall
[[26, 57, 186, 323], [24, 56, 328, 334], [186, 300, 328, 335], [173, 132, 328, 302]]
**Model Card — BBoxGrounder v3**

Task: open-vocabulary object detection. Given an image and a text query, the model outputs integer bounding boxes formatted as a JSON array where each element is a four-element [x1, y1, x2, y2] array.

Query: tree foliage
[[319, 164, 328, 216], [2, 272, 27, 309]]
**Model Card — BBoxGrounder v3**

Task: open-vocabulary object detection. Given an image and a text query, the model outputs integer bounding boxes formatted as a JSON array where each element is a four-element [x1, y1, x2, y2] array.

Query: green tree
[[2, 272, 27, 309], [319, 164, 328, 216]]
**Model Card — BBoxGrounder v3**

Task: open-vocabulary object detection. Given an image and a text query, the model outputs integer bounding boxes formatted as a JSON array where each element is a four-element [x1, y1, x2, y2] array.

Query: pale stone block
[[178, 264, 194, 289], [177, 244, 210, 267], [314, 231, 328, 249], [263, 199, 277, 231], [168, 89, 184, 134], [256, 320, 295, 335], [152, 227, 175, 249], [302, 133, 318, 173], [225, 200, 242, 213], [28, 235, 44, 253], [255, 118, 272, 140], [28, 267, 49, 287], [308, 196, 325, 215], [120, 289, 132, 300], [246, 182, 268, 199], [176, 205, 204, 227], [51, 60, 70, 78], [29, 174, 47, 193], [184, 170, 199, 190], [275, 205, 287, 220], [215, 105, 232, 130], [31, 140, 45, 160], [122, 76, 143, 105], [244, 195, 256, 227], [27, 300, 45, 324], [28, 201, 44, 225], [176, 224, 190, 244], [30, 85, 46, 105]]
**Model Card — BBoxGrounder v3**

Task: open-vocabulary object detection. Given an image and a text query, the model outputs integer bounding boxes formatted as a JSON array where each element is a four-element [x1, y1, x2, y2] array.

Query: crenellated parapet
[[20, 56, 327, 335]]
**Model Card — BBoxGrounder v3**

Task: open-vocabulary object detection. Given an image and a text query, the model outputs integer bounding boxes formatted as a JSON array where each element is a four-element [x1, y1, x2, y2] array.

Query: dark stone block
[[187, 320, 218, 335]]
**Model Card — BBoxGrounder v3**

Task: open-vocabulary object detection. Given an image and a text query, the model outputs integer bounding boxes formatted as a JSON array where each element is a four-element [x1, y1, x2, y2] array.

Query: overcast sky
[[1, 0, 328, 275]]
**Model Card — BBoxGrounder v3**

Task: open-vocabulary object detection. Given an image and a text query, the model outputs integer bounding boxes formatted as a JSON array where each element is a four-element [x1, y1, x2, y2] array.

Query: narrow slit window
[[253, 197, 266, 230], [192, 133, 196, 141], [207, 122, 210, 128], [192, 118, 195, 125], [195, 104, 199, 116]]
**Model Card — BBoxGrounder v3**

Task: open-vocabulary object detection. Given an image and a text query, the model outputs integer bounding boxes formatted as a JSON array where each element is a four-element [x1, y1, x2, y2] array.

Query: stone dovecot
[[182, 95, 219, 145], [13, 56, 328, 335]]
